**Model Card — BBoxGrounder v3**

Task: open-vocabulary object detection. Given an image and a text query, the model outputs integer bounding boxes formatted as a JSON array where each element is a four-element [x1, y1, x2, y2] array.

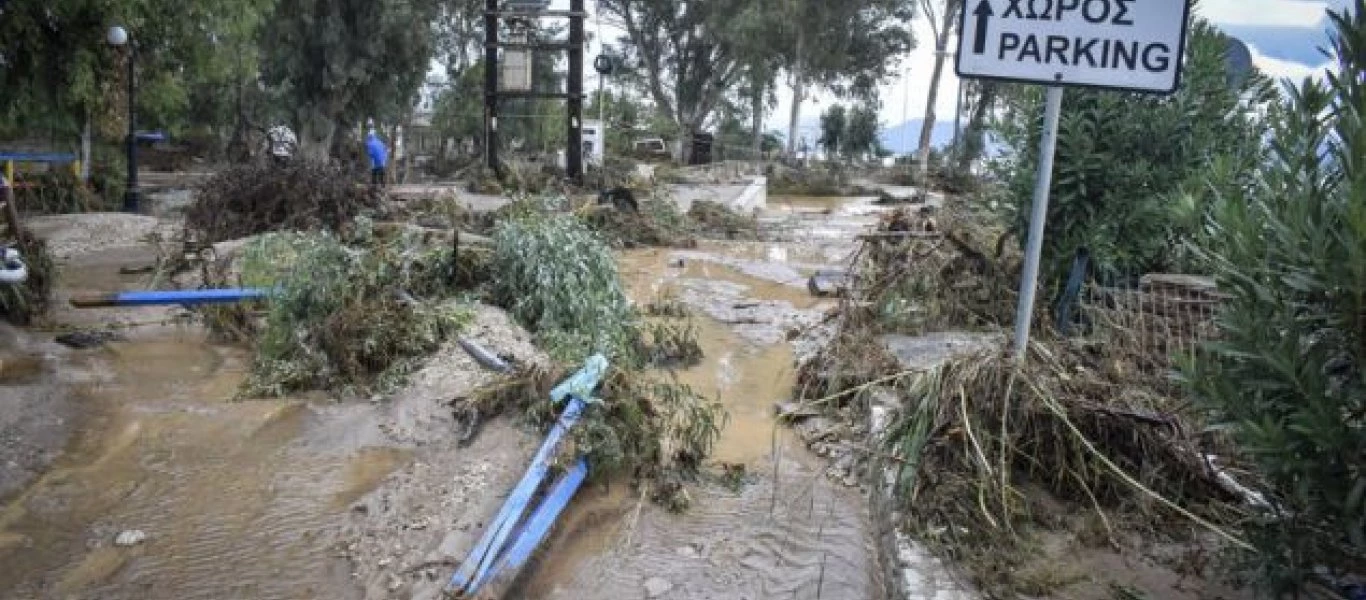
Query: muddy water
[[0, 245, 396, 599], [521, 231, 880, 600], [2, 197, 879, 599], [0, 331, 396, 599]]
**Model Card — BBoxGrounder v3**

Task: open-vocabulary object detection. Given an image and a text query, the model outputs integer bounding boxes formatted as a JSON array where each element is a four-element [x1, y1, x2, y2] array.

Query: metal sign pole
[[1012, 85, 1064, 359]]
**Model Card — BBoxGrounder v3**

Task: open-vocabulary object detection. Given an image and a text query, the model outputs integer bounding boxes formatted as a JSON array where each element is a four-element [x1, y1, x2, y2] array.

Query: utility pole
[[567, 0, 585, 181], [482, 0, 587, 182], [484, 0, 500, 174]]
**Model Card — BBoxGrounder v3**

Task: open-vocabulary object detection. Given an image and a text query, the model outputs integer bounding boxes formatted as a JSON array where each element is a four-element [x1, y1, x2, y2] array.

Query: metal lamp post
[[106, 26, 140, 213]]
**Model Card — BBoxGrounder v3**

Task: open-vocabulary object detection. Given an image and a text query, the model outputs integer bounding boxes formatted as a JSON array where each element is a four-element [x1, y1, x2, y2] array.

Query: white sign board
[[955, 0, 1192, 94]]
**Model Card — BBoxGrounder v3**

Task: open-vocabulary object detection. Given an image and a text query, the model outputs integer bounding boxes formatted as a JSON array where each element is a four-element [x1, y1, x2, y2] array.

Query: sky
[[538, 0, 1347, 146]]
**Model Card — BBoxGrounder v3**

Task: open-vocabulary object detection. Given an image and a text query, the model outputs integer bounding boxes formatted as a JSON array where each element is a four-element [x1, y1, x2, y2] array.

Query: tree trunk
[[787, 76, 806, 158], [918, 0, 958, 185], [298, 113, 337, 162], [956, 82, 998, 173], [751, 81, 764, 159], [79, 116, 92, 182], [786, 25, 806, 157]]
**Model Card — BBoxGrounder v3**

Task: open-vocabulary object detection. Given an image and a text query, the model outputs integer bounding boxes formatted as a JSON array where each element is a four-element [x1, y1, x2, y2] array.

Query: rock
[[669, 258, 686, 268], [114, 530, 147, 547], [773, 401, 820, 420], [833, 450, 858, 475], [643, 576, 673, 598], [55, 330, 125, 349], [806, 270, 848, 297], [880, 332, 1001, 372], [866, 386, 901, 438], [794, 416, 838, 444]]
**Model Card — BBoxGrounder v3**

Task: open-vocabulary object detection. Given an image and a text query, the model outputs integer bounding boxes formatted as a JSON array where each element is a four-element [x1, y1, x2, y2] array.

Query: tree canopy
[[993, 18, 1278, 287]]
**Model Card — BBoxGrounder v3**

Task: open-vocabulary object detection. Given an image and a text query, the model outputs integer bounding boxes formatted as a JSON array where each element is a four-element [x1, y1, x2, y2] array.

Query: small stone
[[644, 576, 673, 598], [675, 542, 704, 559], [114, 530, 147, 547]]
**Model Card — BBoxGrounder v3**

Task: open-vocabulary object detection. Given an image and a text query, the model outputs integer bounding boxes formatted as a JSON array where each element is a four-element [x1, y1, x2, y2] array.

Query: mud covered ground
[[0, 196, 909, 599]]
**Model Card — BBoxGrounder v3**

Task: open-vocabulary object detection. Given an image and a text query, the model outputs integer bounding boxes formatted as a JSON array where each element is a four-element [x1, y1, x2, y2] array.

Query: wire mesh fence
[[1074, 273, 1226, 375]]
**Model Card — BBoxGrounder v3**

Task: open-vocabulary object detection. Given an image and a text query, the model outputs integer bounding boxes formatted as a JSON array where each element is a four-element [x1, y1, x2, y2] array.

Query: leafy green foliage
[[491, 211, 636, 364], [843, 103, 883, 161], [260, 0, 439, 157], [782, 0, 916, 99], [237, 227, 472, 397], [993, 20, 1277, 287], [0, 0, 274, 146], [1183, 2, 1366, 590]]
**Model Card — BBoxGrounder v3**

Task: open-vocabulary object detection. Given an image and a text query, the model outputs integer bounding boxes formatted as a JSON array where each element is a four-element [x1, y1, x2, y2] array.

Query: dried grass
[[456, 362, 726, 506], [792, 204, 1253, 596], [185, 160, 379, 244], [880, 342, 1249, 595]]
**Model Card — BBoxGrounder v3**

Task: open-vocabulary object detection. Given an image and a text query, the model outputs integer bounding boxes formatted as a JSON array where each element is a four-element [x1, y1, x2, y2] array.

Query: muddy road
[[0, 195, 917, 599]]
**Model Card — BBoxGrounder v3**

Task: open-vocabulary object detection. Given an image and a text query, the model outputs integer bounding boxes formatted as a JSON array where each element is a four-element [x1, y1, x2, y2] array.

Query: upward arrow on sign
[[971, 0, 993, 55]]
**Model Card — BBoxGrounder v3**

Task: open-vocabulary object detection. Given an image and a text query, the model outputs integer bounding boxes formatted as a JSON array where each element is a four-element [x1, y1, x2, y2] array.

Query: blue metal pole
[[470, 457, 590, 595], [446, 354, 608, 597], [69, 288, 272, 308]]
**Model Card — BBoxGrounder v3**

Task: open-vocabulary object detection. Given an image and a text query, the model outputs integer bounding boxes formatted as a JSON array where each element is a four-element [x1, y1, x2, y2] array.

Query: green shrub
[[993, 19, 1277, 289], [237, 227, 473, 397], [1183, 1, 1366, 592], [490, 211, 636, 364]]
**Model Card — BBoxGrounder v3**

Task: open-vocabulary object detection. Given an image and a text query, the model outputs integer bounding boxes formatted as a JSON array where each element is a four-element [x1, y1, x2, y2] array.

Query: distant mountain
[[774, 117, 973, 157], [880, 120, 958, 156]]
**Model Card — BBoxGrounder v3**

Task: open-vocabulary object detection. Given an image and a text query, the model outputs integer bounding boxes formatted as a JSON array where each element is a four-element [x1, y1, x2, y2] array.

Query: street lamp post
[[106, 26, 140, 213]]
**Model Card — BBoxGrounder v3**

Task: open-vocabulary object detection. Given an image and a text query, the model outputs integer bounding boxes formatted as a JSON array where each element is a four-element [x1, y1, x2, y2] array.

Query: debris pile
[[686, 200, 759, 240], [0, 182, 54, 324], [13, 170, 111, 215], [841, 205, 1019, 337], [454, 206, 724, 508], [765, 164, 856, 196], [0, 230, 53, 325], [204, 222, 475, 397], [793, 204, 1252, 596], [582, 195, 698, 249], [186, 160, 379, 244], [876, 341, 1246, 595]]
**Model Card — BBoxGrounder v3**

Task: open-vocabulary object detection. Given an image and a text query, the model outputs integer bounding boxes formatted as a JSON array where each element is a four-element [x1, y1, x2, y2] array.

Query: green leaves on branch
[[1184, 0, 1366, 591], [993, 19, 1277, 288]]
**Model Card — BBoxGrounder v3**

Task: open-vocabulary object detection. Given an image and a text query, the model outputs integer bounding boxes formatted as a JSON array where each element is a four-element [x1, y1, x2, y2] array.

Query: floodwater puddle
[[0, 329, 391, 599], [1, 194, 879, 599], [520, 220, 880, 600]]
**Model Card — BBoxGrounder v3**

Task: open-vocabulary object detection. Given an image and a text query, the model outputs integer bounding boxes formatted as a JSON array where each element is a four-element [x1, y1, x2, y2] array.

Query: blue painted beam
[[446, 354, 608, 597], [70, 288, 273, 308], [446, 397, 586, 595], [470, 457, 590, 595], [0, 153, 78, 163]]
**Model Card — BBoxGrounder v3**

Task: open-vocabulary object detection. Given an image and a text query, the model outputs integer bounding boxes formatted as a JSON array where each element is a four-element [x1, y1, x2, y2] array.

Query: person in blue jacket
[[365, 130, 389, 186]]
